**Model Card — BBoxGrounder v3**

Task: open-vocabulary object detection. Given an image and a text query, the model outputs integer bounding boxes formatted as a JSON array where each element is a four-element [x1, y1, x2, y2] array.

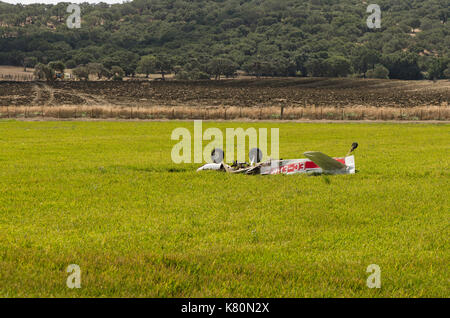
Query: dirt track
[[0, 78, 449, 108]]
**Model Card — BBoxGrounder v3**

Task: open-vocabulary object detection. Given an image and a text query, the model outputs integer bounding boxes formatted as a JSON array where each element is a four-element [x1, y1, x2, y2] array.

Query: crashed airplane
[[197, 143, 358, 175]]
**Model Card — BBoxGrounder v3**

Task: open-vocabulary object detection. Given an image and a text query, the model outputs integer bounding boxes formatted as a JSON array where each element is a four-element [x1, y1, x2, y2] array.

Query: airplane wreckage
[[197, 142, 359, 175]]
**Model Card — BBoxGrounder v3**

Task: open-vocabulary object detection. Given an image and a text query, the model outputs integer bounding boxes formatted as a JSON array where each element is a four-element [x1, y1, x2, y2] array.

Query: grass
[[1, 105, 449, 120], [0, 120, 448, 297]]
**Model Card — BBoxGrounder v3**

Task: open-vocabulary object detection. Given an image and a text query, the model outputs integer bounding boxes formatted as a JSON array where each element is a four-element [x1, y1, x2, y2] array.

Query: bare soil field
[[0, 66, 35, 81], [0, 78, 449, 120]]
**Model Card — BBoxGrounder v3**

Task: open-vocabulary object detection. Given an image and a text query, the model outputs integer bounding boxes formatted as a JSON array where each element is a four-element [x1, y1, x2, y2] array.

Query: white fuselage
[[260, 155, 355, 175]]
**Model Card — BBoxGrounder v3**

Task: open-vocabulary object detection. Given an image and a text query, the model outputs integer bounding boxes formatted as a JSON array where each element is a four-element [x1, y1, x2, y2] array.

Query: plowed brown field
[[0, 78, 449, 120]]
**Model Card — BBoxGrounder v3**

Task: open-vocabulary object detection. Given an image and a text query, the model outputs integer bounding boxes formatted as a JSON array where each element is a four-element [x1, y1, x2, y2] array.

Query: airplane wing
[[222, 163, 230, 173], [244, 161, 265, 174], [303, 151, 346, 171]]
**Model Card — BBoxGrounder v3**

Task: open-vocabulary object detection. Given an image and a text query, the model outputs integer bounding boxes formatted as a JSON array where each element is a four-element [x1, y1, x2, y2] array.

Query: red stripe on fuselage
[[305, 161, 319, 169], [305, 158, 345, 169]]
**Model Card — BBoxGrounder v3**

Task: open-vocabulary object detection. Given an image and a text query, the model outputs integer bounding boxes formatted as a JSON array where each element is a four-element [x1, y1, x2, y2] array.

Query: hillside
[[0, 0, 449, 80]]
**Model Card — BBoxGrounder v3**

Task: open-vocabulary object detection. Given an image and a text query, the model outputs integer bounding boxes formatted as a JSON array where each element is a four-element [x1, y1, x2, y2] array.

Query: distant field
[[0, 65, 32, 75], [0, 120, 448, 297], [1, 78, 449, 108], [0, 66, 34, 81], [0, 65, 172, 82], [1, 78, 449, 121]]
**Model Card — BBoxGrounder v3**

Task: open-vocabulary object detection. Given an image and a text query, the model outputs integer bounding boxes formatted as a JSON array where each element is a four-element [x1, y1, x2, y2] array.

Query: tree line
[[1, 0, 449, 80]]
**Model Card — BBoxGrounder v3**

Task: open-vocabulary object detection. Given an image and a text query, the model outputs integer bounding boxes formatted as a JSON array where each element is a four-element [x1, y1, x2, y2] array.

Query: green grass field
[[0, 120, 448, 297]]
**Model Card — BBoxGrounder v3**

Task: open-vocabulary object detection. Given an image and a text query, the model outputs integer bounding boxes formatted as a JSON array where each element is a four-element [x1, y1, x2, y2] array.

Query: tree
[[154, 55, 173, 80], [208, 58, 238, 80], [23, 57, 37, 72], [407, 18, 421, 30], [294, 52, 308, 77], [271, 55, 297, 77], [111, 66, 125, 81], [243, 57, 264, 78], [73, 52, 95, 66], [425, 57, 449, 80], [33, 63, 46, 80], [444, 68, 450, 79], [136, 55, 157, 78], [367, 64, 389, 79], [72, 65, 90, 81], [305, 58, 329, 77], [187, 69, 210, 80], [223, 61, 239, 78], [33, 63, 55, 81], [351, 47, 380, 78], [173, 65, 183, 76], [48, 61, 65, 74], [382, 52, 422, 80], [427, 59, 442, 80], [65, 59, 77, 69], [175, 70, 190, 80], [102, 50, 139, 76], [325, 56, 352, 77], [87, 63, 109, 80]]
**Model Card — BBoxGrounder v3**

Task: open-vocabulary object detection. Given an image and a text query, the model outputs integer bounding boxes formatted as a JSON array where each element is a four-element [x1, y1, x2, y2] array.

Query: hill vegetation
[[0, 0, 449, 80]]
